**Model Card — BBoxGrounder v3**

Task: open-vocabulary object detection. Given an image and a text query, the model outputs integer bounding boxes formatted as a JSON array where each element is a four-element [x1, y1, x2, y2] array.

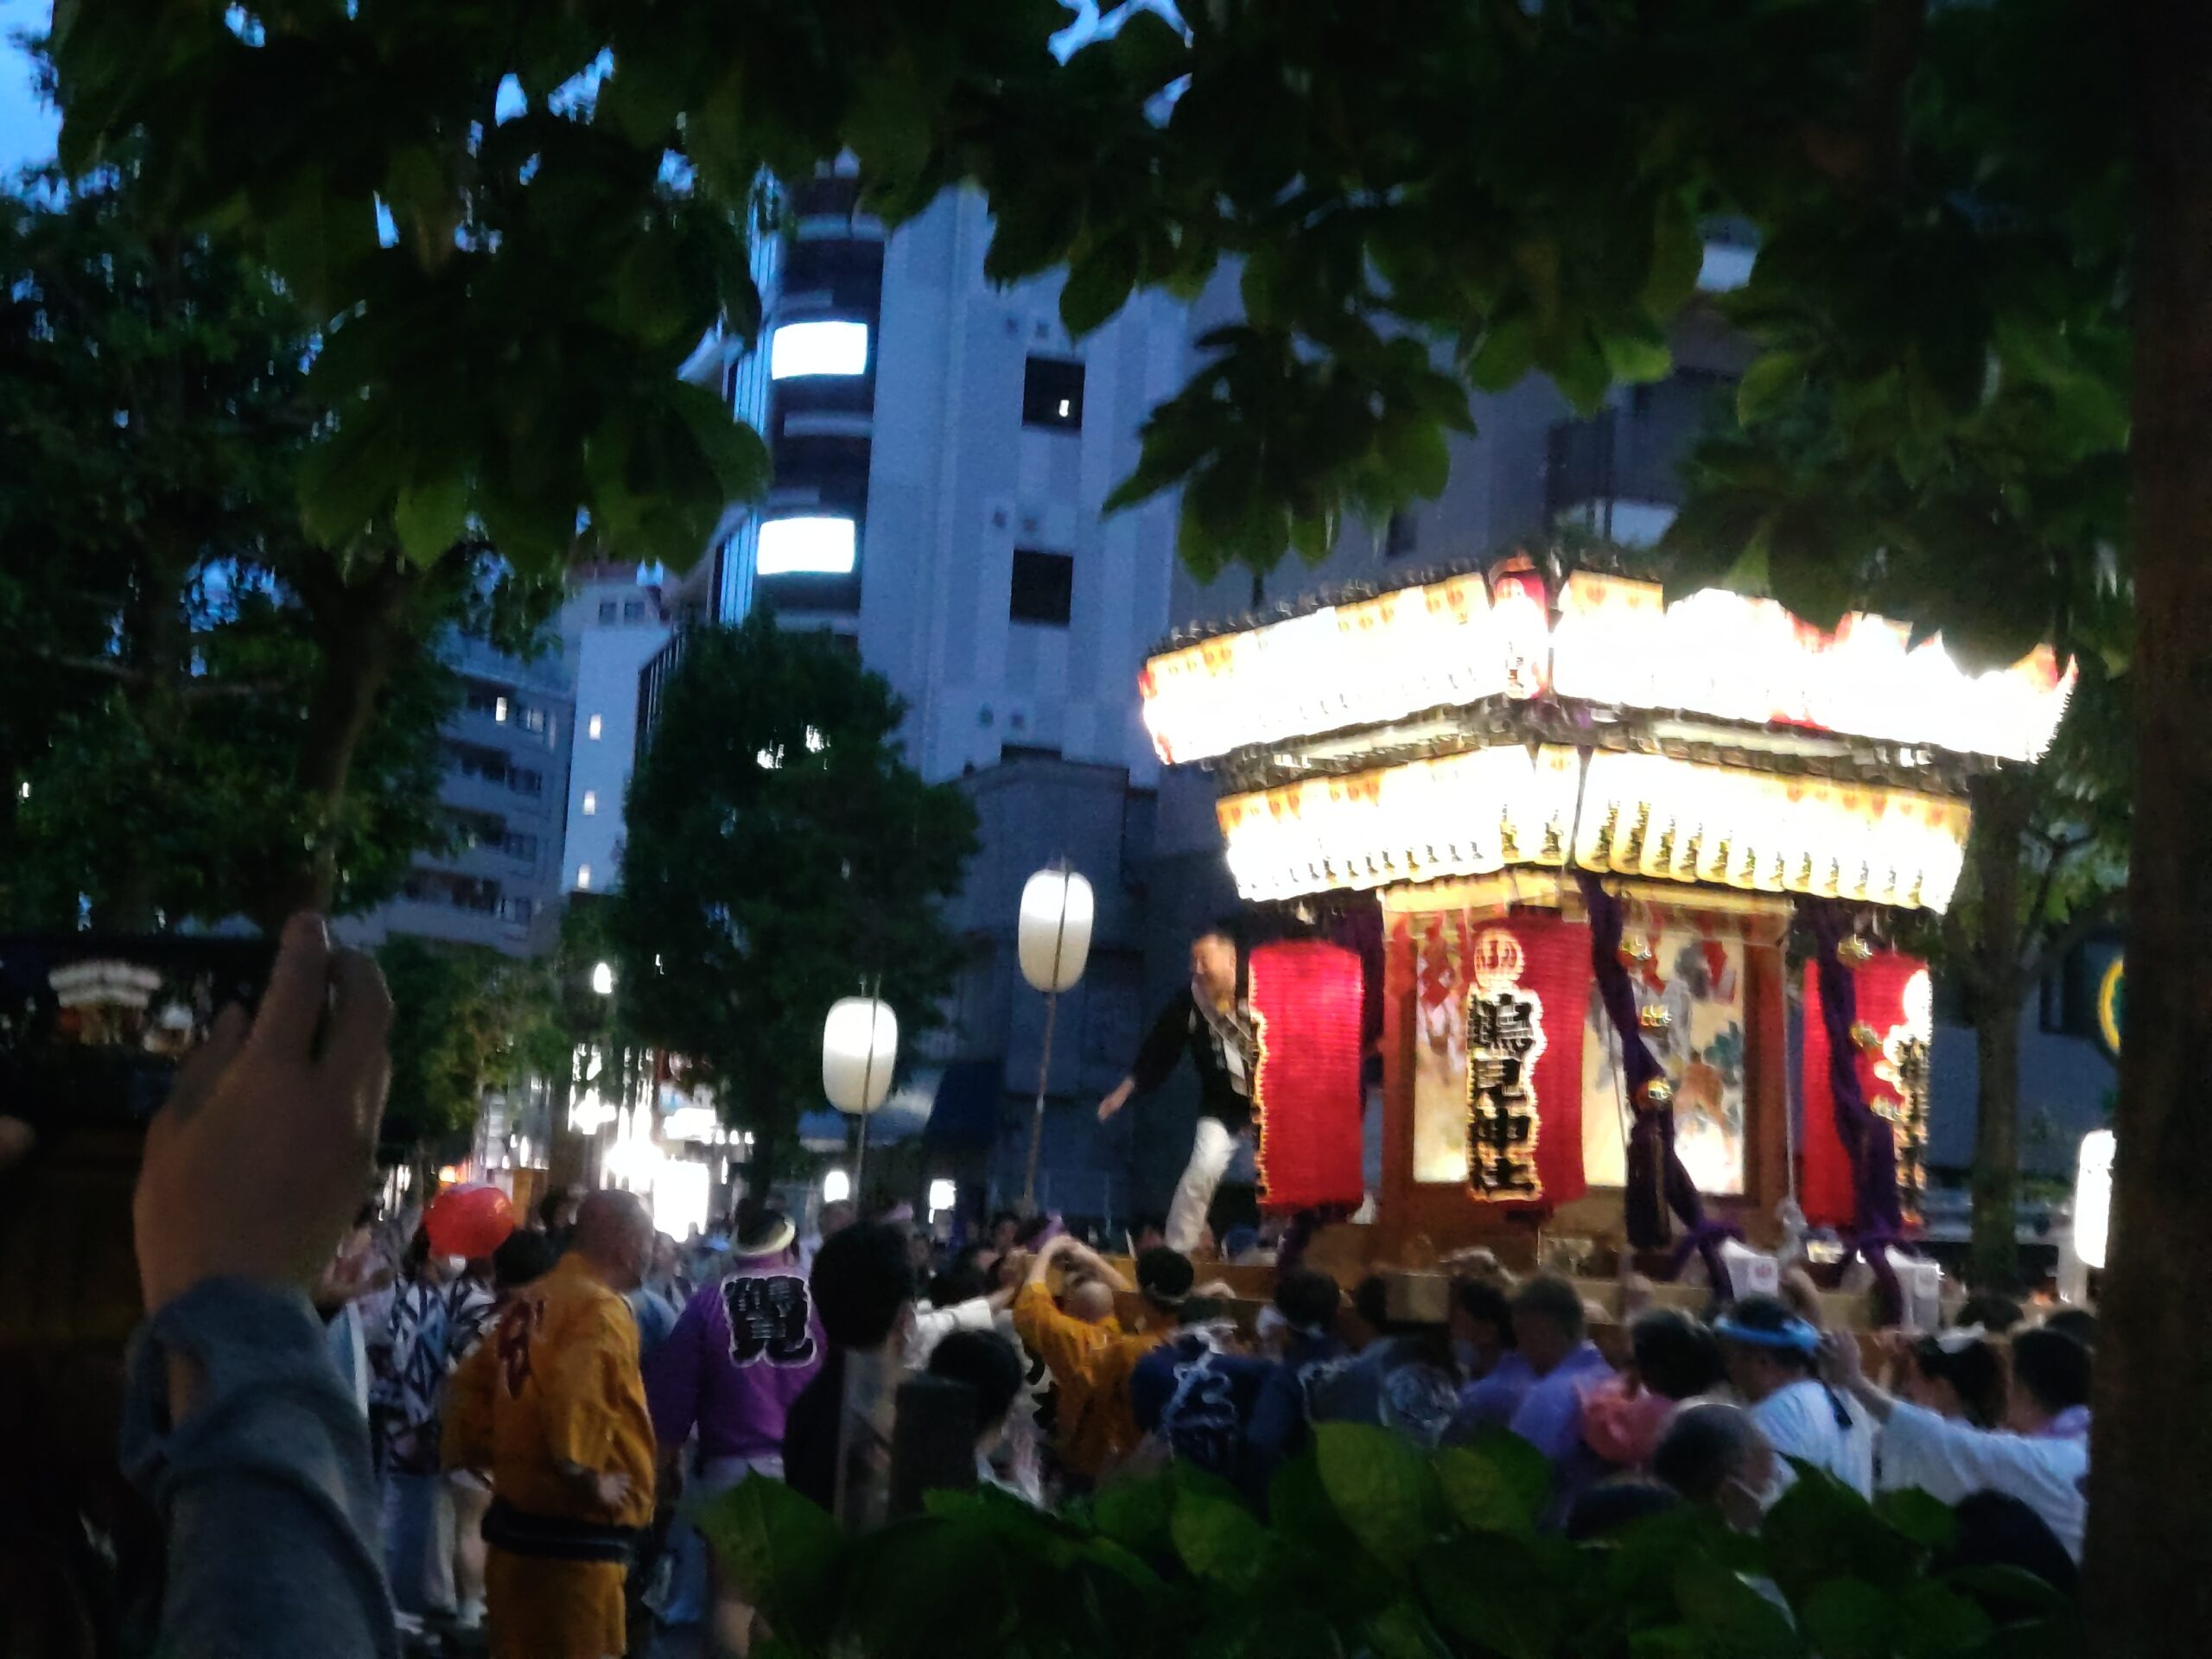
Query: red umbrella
[[424, 1183, 516, 1260]]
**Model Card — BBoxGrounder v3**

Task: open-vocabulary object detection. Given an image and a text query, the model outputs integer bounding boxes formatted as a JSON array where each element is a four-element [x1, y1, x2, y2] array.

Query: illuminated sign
[[1465, 927, 1547, 1201], [1217, 744, 1971, 909], [1141, 569, 2074, 766]]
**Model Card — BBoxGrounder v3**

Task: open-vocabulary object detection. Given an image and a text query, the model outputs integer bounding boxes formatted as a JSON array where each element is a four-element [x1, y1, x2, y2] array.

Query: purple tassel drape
[[1801, 902, 1909, 1325], [1575, 871, 1739, 1287]]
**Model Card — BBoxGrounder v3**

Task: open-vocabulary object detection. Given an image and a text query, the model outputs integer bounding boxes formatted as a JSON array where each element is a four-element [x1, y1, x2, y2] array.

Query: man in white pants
[[1099, 931, 1257, 1255]]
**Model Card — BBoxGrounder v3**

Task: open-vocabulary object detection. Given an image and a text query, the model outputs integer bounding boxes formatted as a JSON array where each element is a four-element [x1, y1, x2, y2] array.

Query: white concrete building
[[556, 565, 676, 898], [722, 177, 1189, 787]]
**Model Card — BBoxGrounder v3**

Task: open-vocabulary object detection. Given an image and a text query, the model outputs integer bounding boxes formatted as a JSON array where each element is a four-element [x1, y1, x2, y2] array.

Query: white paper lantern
[[1017, 868, 1096, 994], [823, 996, 899, 1115], [2075, 1128, 2114, 1271]]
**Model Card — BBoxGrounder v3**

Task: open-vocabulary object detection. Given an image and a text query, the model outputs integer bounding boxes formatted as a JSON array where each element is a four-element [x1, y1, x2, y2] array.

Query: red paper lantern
[[425, 1182, 517, 1260], [1802, 949, 1929, 1229], [1249, 939, 1366, 1214]]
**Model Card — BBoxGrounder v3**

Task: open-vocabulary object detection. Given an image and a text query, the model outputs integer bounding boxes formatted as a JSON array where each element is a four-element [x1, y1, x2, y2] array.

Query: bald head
[[574, 1190, 654, 1292], [1065, 1278, 1117, 1325]]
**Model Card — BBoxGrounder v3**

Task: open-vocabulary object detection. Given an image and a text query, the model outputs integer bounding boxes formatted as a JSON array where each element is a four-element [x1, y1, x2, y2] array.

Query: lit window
[[804, 727, 825, 753], [1022, 356, 1085, 429], [575, 863, 593, 891], [588, 714, 603, 740], [757, 515, 857, 576], [493, 696, 509, 722], [582, 791, 598, 816], [770, 319, 869, 378]]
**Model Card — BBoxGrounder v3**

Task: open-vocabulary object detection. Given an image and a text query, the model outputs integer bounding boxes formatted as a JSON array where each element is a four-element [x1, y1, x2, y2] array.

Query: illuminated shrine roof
[[1141, 567, 2075, 786], [1147, 564, 2073, 912]]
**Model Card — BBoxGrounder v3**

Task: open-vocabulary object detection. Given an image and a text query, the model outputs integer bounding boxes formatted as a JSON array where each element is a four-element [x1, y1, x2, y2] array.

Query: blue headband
[[1713, 1313, 1821, 1354]]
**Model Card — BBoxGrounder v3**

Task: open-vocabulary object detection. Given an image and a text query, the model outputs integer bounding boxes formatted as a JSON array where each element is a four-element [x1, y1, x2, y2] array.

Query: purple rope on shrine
[[1801, 902, 1909, 1326], [1575, 871, 1736, 1287]]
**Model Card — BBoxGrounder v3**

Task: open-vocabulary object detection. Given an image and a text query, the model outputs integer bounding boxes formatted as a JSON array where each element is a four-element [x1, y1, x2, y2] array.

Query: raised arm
[[124, 912, 401, 1659]]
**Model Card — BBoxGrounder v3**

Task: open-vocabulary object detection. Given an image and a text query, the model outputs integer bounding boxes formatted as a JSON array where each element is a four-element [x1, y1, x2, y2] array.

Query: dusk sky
[[0, 1, 55, 173]]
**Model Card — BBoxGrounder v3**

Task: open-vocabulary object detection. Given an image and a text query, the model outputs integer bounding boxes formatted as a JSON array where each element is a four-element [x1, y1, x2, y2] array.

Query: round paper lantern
[[823, 996, 899, 1115], [425, 1183, 516, 1260], [1017, 867, 1095, 994], [2075, 1128, 2113, 1271]]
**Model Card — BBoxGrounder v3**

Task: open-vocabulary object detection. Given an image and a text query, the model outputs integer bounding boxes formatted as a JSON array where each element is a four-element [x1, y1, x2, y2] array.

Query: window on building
[[464, 683, 504, 719], [510, 767, 542, 797], [502, 831, 538, 861], [1021, 357, 1085, 430], [520, 704, 546, 734], [1384, 510, 1418, 559], [757, 515, 858, 575], [501, 896, 534, 925], [598, 600, 618, 623], [588, 714, 604, 741], [623, 600, 646, 623], [575, 863, 593, 891], [1008, 550, 1075, 626], [582, 790, 598, 816], [493, 696, 509, 722], [770, 319, 870, 378]]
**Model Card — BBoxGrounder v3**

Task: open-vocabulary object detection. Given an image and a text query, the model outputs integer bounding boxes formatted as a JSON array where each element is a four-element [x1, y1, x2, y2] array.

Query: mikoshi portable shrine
[[1138, 559, 2075, 1294]]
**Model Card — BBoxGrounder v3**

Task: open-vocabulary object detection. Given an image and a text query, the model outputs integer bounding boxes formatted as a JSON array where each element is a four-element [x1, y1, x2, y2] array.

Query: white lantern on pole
[[1016, 863, 1094, 1211], [823, 995, 898, 1195], [2075, 1128, 2114, 1272], [1018, 868, 1095, 993]]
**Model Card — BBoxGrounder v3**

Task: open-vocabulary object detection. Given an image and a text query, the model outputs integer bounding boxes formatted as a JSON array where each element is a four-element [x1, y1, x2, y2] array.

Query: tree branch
[[2019, 886, 2126, 986], [31, 649, 143, 686]]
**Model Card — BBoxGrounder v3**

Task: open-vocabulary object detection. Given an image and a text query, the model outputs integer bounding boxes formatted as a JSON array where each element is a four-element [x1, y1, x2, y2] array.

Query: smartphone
[[0, 935, 276, 1351]]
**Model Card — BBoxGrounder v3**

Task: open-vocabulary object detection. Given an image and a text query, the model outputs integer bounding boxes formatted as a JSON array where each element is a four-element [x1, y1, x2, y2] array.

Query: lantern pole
[[1021, 870, 1074, 1214], [855, 976, 880, 1204]]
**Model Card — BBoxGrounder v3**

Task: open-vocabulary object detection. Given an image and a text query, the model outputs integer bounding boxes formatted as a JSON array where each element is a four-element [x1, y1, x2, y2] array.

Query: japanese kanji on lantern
[[1138, 553, 2073, 1287]]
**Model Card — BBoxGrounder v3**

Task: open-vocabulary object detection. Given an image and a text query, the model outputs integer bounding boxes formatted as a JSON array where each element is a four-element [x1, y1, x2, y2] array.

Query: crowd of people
[[110, 915, 2099, 1659]]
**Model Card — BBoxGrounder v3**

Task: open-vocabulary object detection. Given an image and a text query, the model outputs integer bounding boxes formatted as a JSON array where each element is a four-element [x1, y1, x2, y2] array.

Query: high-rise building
[[339, 636, 573, 957], [557, 565, 677, 899]]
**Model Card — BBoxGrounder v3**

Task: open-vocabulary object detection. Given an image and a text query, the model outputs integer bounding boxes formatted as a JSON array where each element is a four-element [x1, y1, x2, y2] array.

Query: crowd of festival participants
[[315, 1176, 2095, 1659]]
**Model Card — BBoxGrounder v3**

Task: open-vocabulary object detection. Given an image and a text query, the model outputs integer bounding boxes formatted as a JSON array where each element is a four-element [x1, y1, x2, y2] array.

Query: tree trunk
[[2088, 4, 2212, 1644], [1965, 772, 2030, 1294], [256, 553, 413, 928]]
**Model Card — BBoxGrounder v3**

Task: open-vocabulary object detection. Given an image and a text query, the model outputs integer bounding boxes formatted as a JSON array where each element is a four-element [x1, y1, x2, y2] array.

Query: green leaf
[[1060, 233, 1141, 337], [1736, 352, 1808, 426], [1645, 198, 1707, 317], [1368, 1599, 1452, 1659], [261, 175, 380, 314], [1090, 1474, 1175, 1555], [1601, 322, 1674, 385], [1171, 1491, 1271, 1586], [1894, 1580, 1993, 1659], [1109, 8, 1190, 92], [1378, 416, 1451, 499], [1872, 1487, 1956, 1552], [615, 230, 692, 346], [1415, 1536, 1565, 1659], [694, 1472, 842, 1644], [1467, 309, 1538, 392], [1671, 1557, 1799, 1658], [668, 382, 772, 505], [1799, 1577, 1894, 1659], [1315, 1422, 1443, 1567], [1436, 1433, 1549, 1535], [394, 474, 469, 564]]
